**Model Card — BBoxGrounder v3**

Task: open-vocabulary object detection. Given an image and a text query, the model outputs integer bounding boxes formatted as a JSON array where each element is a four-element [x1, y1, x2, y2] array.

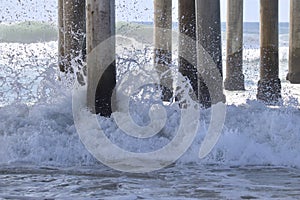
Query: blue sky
[[0, 0, 290, 23]]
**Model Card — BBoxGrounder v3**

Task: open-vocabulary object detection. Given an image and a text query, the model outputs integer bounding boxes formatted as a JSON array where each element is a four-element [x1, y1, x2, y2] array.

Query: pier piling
[[196, 0, 225, 107], [257, 0, 281, 103], [56, 0, 300, 116], [58, 0, 65, 72], [287, 0, 300, 84], [86, 0, 116, 116], [61, 0, 85, 73], [224, 0, 245, 91], [178, 0, 198, 102], [154, 0, 173, 101]]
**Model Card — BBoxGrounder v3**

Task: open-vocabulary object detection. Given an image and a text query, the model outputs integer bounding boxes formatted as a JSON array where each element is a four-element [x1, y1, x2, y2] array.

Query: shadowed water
[[0, 165, 300, 199]]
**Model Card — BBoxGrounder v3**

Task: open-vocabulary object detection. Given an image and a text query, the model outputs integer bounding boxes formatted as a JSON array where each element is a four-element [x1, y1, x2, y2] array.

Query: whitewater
[[0, 24, 300, 199]]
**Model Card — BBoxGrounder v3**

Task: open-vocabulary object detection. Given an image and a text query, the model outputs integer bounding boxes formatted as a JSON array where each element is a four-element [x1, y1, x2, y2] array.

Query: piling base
[[95, 63, 116, 117], [224, 74, 245, 91], [161, 86, 173, 102], [155, 59, 173, 102], [225, 51, 245, 91], [179, 59, 198, 97], [198, 76, 226, 108], [198, 78, 211, 108], [287, 72, 300, 84], [257, 78, 281, 104]]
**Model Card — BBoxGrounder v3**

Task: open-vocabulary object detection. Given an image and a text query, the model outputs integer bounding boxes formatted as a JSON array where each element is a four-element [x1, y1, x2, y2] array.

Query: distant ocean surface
[[0, 21, 290, 44], [137, 21, 290, 35]]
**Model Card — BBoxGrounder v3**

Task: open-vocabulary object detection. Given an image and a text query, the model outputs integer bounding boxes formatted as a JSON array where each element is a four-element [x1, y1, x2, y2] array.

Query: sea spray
[[0, 23, 299, 169]]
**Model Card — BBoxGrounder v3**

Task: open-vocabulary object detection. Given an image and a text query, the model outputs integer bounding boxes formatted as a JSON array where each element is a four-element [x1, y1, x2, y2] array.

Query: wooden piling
[[62, 0, 85, 73], [257, 0, 281, 103], [86, 0, 116, 117], [154, 0, 173, 101], [58, 0, 65, 72], [62, 0, 73, 72], [178, 0, 198, 100], [224, 0, 245, 91], [196, 0, 225, 107], [287, 0, 300, 84]]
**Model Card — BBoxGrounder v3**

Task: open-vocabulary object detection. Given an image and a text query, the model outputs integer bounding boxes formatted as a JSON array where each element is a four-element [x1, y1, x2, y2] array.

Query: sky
[[223, 0, 290, 22], [117, 0, 290, 22], [0, 0, 290, 23]]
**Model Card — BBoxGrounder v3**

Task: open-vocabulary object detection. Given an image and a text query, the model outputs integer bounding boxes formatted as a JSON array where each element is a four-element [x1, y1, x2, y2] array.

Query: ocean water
[[0, 23, 300, 199]]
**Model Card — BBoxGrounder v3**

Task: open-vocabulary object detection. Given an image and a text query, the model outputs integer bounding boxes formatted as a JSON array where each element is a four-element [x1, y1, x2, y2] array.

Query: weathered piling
[[287, 0, 300, 84], [58, 0, 65, 72], [154, 0, 173, 101], [61, 0, 85, 73], [224, 0, 245, 91], [196, 0, 225, 107], [86, 0, 116, 116], [257, 0, 281, 103], [178, 0, 198, 100]]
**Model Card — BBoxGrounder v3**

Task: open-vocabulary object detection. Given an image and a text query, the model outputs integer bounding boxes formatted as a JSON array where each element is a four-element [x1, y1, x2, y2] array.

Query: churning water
[[0, 22, 300, 199]]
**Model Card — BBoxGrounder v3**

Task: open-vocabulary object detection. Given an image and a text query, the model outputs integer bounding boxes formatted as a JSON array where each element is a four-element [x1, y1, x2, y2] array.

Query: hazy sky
[[117, 0, 290, 22], [223, 0, 290, 22], [0, 0, 290, 23]]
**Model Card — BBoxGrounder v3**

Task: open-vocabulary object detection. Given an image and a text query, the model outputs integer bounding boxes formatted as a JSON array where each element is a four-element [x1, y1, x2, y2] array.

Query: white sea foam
[[0, 30, 299, 170], [0, 87, 299, 168]]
